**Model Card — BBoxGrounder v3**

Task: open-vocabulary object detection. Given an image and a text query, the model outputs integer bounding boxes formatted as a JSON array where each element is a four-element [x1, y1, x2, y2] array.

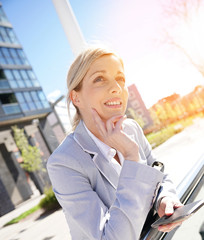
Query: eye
[[93, 76, 104, 83]]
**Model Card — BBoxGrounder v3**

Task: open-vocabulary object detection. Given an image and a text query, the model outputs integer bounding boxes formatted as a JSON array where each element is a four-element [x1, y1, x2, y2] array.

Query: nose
[[109, 80, 122, 94]]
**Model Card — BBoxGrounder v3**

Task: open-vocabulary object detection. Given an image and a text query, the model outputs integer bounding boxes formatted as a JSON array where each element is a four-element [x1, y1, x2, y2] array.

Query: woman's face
[[71, 54, 129, 124]]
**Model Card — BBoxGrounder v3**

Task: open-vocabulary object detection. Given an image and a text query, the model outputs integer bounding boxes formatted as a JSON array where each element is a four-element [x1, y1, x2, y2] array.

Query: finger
[[172, 221, 183, 228], [165, 201, 174, 216], [158, 226, 173, 232], [158, 222, 174, 232], [106, 115, 123, 133], [115, 115, 127, 130], [158, 221, 182, 232], [91, 109, 106, 136], [158, 226, 170, 232], [174, 202, 184, 209], [106, 114, 124, 124], [106, 119, 114, 133]]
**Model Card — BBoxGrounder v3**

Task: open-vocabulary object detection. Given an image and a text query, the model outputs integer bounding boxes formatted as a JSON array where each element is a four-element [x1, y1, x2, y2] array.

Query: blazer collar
[[74, 120, 119, 189]]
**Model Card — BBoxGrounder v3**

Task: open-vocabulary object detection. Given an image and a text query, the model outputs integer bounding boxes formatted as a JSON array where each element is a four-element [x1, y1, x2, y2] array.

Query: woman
[[47, 46, 183, 240]]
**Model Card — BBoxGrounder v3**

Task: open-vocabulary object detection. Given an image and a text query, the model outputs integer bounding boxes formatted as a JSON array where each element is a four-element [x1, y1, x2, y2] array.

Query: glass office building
[[0, 5, 51, 122], [0, 3, 62, 216]]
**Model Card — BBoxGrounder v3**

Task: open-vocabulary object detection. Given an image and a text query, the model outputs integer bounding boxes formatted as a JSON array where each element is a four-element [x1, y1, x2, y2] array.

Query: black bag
[[140, 161, 164, 239]]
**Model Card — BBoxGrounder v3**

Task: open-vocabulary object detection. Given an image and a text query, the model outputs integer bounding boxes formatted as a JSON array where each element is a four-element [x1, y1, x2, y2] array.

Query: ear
[[70, 90, 81, 107]]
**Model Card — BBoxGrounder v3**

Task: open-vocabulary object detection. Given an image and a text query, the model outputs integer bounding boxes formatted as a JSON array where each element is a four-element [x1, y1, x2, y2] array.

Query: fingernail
[[158, 226, 163, 231], [166, 212, 173, 216]]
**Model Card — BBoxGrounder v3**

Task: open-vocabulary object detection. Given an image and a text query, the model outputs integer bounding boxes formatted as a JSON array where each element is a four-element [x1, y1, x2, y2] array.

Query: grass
[[4, 187, 60, 227], [4, 205, 40, 226]]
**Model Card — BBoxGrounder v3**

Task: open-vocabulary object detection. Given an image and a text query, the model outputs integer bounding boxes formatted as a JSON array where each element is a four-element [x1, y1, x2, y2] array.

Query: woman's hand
[[157, 197, 184, 232], [91, 109, 139, 162]]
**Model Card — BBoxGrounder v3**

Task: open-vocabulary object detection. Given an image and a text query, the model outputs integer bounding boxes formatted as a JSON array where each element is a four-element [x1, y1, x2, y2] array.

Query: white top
[[83, 122, 124, 175]]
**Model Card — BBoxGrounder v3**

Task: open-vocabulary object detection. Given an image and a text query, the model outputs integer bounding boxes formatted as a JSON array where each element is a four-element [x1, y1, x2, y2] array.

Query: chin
[[102, 111, 125, 121]]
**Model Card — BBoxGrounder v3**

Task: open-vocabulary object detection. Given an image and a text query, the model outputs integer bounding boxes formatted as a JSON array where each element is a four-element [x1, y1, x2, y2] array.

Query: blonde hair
[[67, 46, 124, 130]]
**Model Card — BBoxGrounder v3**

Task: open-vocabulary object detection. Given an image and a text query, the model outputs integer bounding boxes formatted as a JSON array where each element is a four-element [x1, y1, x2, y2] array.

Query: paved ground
[[0, 208, 71, 240], [0, 117, 204, 240], [153, 117, 204, 186]]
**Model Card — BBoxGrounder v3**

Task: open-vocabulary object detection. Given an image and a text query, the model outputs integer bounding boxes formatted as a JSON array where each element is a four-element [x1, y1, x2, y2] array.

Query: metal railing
[[142, 153, 204, 240]]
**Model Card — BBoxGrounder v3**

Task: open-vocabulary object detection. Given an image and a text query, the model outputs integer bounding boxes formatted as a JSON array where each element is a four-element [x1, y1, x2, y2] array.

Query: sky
[[1, 0, 204, 108]]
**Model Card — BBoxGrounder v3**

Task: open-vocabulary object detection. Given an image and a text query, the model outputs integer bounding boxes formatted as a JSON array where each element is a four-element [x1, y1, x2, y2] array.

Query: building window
[[30, 91, 43, 109], [27, 70, 40, 87], [0, 49, 7, 64], [1, 47, 15, 64], [0, 7, 9, 24], [4, 69, 18, 88], [9, 48, 22, 65], [13, 70, 26, 88], [0, 93, 21, 114], [0, 47, 29, 66], [0, 26, 19, 44], [0, 69, 9, 89], [15, 90, 50, 112], [0, 93, 17, 104], [3, 69, 40, 89], [23, 91, 37, 110], [0, 26, 9, 43], [19, 70, 32, 87], [37, 90, 50, 108], [16, 49, 29, 65], [15, 92, 29, 112]]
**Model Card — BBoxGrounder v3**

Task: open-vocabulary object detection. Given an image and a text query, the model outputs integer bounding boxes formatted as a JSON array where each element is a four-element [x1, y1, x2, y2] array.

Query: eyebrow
[[90, 70, 124, 78], [90, 70, 106, 77]]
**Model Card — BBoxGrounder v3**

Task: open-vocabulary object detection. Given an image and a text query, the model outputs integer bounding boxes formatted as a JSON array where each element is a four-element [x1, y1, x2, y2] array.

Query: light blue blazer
[[47, 119, 178, 240]]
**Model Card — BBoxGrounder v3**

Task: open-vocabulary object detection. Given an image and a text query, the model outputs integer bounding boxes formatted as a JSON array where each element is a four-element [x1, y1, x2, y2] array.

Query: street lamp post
[[52, 0, 87, 56]]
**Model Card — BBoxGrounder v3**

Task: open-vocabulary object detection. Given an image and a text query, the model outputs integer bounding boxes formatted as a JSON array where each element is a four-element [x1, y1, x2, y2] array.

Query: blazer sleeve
[[47, 150, 164, 240], [128, 119, 180, 210]]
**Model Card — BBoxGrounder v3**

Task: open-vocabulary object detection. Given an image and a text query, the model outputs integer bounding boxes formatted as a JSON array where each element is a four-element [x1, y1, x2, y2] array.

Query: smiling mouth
[[104, 100, 122, 107]]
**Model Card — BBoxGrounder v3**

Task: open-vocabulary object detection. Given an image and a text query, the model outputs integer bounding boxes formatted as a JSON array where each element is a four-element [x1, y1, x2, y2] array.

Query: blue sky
[[1, 0, 203, 107]]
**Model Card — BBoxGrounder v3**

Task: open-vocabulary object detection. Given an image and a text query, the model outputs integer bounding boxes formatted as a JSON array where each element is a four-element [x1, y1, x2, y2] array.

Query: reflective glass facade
[[0, 47, 29, 65], [0, 26, 19, 44], [2, 69, 40, 89], [0, 6, 9, 24], [0, 4, 51, 118], [15, 90, 50, 112]]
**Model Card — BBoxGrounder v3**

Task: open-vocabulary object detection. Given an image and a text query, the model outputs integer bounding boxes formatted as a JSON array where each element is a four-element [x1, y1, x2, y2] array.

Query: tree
[[12, 126, 43, 172], [159, 0, 204, 77]]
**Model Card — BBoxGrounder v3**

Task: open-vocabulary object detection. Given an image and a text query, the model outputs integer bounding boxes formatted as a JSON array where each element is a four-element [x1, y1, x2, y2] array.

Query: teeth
[[105, 101, 121, 106]]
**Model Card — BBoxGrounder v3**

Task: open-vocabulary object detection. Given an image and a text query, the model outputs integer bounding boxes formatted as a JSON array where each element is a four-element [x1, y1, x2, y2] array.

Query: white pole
[[52, 0, 87, 57]]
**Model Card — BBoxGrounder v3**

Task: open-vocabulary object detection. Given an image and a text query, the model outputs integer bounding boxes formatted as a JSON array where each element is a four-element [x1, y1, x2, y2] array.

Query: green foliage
[[146, 117, 195, 148], [12, 126, 29, 150], [12, 125, 43, 172], [4, 188, 60, 226], [4, 205, 40, 226], [39, 187, 60, 211], [21, 145, 43, 172], [146, 125, 176, 148]]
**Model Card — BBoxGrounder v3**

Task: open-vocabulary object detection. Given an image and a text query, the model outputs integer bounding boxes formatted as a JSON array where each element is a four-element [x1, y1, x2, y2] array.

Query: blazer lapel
[[74, 121, 119, 189]]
